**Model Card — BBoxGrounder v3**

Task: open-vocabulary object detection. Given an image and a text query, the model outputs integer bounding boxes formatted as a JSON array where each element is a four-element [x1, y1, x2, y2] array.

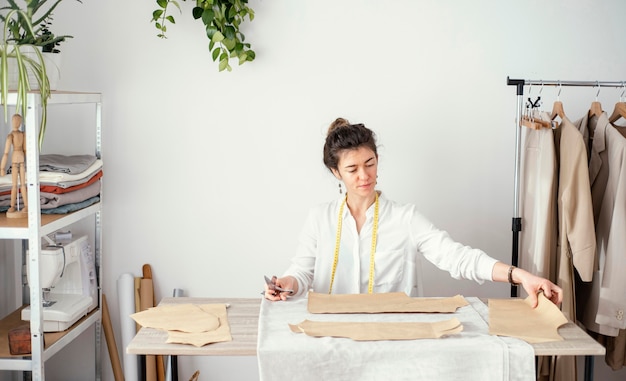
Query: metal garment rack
[[506, 77, 626, 381]]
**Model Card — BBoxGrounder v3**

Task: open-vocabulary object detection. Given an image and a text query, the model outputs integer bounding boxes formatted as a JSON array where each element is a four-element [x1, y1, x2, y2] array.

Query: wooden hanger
[[609, 83, 626, 123], [588, 84, 603, 118], [522, 115, 558, 130], [522, 106, 559, 130], [588, 101, 603, 118], [609, 102, 626, 123], [550, 82, 565, 121], [550, 100, 565, 121]]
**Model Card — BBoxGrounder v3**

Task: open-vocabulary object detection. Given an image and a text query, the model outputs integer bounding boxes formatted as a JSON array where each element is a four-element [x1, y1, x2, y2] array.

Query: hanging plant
[[152, 0, 255, 72]]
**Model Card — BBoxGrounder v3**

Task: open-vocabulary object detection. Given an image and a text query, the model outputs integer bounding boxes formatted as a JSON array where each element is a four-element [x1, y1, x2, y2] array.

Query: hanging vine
[[152, 0, 255, 72]]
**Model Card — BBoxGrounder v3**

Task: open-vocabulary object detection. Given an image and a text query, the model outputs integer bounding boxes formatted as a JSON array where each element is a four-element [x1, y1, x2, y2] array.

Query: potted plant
[[152, 0, 256, 72], [3, 0, 80, 86], [2, 0, 75, 49], [1, 9, 50, 149], [0, 0, 81, 148]]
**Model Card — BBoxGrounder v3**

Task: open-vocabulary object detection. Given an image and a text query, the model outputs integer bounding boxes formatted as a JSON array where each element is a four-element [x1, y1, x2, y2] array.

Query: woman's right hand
[[264, 276, 298, 301]]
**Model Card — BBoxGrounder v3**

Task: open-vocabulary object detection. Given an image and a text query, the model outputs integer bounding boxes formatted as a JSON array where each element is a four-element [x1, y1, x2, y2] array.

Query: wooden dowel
[[102, 294, 125, 381], [140, 279, 157, 381]]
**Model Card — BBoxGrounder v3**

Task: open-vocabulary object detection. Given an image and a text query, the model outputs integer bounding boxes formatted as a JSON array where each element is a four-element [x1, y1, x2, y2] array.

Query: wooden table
[[126, 297, 605, 381], [127, 297, 259, 381], [127, 297, 259, 357]]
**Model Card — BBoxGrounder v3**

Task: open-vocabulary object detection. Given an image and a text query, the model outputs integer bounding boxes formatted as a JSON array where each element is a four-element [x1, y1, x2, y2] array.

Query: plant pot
[[6, 45, 61, 91]]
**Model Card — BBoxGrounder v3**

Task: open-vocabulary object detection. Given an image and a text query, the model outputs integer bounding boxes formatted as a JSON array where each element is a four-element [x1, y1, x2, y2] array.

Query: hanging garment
[[586, 329, 626, 371], [553, 116, 596, 315], [518, 111, 558, 285], [576, 112, 626, 335], [519, 113, 596, 381], [605, 329, 626, 370], [574, 113, 626, 370], [551, 116, 597, 381]]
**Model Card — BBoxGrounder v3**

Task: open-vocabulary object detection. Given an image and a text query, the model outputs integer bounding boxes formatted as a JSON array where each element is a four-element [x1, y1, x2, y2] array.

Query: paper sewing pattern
[[307, 292, 469, 314], [130, 303, 232, 347], [488, 293, 568, 343], [289, 318, 463, 341]]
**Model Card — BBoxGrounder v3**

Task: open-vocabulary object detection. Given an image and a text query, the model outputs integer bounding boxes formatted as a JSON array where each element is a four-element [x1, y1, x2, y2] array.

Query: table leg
[[171, 355, 178, 381], [584, 355, 594, 381]]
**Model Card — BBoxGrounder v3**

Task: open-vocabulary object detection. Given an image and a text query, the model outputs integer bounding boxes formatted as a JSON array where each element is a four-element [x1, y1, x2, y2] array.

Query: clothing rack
[[506, 77, 626, 381], [506, 77, 626, 297]]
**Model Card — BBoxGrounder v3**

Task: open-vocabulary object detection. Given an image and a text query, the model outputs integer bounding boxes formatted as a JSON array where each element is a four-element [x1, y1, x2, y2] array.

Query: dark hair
[[323, 118, 378, 172]]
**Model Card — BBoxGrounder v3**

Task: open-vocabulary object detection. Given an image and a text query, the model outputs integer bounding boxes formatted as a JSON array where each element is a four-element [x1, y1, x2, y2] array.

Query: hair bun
[[327, 117, 350, 135]]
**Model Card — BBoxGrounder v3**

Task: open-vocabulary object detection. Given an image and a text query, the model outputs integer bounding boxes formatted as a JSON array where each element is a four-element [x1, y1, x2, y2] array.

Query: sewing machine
[[21, 234, 98, 332]]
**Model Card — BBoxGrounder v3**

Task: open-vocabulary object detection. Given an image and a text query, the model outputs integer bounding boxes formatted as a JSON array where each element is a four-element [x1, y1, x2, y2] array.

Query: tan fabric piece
[[489, 293, 568, 344], [131, 304, 221, 333], [307, 292, 468, 314], [130, 304, 232, 347], [166, 323, 232, 347], [289, 317, 463, 341]]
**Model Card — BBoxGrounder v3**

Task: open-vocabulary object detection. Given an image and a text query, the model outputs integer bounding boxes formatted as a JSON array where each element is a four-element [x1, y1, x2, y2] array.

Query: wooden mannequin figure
[[0, 114, 28, 218]]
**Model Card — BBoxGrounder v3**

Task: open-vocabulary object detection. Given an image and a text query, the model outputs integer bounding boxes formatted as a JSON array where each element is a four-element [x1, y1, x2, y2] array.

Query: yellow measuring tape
[[328, 192, 379, 294]]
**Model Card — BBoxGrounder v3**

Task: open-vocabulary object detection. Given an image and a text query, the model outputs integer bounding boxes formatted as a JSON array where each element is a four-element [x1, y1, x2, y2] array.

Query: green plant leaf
[[157, 0, 169, 8], [211, 47, 220, 61], [211, 30, 224, 43], [223, 38, 235, 50], [227, 5, 237, 20], [218, 58, 228, 71], [201, 9, 215, 24], [152, 9, 164, 21], [224, 25, 235, 40], [238, 52, 247, 65], [192, 6, 203, 20], [167, 0, 182, 14], [206, 26, 218, 39]]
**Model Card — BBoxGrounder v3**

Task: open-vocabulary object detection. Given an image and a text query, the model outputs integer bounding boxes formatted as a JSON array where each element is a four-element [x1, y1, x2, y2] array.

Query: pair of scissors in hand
[[264, 275, 294, 296]]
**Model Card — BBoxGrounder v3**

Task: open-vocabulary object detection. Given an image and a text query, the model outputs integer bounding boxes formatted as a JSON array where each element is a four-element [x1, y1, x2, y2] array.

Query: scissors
[[263, 275, 294, 296]]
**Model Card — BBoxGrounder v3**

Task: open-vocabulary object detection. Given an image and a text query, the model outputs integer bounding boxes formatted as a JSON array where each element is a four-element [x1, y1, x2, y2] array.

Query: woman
[[264, 118, 562, 308]]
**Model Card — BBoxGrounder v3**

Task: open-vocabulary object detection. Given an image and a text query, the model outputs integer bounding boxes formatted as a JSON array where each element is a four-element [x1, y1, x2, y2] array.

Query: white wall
[[7, 0, 625, 380]]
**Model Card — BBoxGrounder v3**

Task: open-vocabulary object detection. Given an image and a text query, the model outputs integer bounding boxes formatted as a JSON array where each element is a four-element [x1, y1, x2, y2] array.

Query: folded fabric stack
[[0, 154, 103, 214]]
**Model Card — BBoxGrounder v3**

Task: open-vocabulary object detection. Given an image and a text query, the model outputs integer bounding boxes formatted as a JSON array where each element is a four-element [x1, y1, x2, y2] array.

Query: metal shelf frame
[[0, 91, 103, 380]]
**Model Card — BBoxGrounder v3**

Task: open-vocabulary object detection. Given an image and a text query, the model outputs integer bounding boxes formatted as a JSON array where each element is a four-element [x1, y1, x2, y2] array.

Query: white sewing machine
[[21, 234, 98, 332]]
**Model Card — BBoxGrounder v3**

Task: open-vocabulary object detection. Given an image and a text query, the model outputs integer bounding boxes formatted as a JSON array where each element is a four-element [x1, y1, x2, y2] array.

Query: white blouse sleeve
[[409, 206, 497, 283], [283, 208, 318, 297]]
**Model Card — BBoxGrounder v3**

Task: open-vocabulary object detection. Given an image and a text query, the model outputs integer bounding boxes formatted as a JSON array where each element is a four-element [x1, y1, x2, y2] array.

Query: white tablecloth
[[257, 296, 534, 381]]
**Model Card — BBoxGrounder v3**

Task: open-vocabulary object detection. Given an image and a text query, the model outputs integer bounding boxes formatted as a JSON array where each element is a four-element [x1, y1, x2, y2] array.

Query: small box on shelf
[[8, 325, 31, 355]]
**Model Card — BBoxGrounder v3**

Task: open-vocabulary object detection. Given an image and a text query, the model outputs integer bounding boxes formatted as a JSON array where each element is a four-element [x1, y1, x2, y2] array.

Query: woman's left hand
[[514, 267, 563, 308]]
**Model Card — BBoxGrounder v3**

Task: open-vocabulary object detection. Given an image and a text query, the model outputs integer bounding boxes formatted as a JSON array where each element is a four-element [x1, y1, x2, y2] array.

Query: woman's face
[[332, 146, 378, 198]]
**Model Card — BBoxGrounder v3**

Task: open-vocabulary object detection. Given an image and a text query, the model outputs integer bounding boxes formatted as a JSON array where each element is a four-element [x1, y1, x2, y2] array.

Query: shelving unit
[[0, 91, 102, 380]]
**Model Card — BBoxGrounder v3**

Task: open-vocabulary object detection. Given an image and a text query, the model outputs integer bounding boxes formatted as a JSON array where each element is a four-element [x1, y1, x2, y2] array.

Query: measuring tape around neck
[[328, 192, 379, 294]]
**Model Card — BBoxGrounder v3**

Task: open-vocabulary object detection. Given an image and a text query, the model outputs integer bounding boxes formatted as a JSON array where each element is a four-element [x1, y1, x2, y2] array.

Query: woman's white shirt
[[284, 192, 497, 297]]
